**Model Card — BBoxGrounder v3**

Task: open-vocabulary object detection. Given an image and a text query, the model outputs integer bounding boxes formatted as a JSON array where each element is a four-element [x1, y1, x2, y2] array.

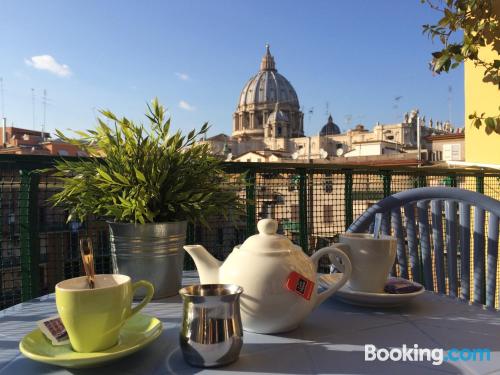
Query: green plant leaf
[[485, 117, 496, 129], [135, 168, 147, 183]]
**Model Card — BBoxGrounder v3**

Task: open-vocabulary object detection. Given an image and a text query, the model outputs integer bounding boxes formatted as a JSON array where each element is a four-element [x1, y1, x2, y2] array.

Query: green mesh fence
[[1, 155, 500, 309]]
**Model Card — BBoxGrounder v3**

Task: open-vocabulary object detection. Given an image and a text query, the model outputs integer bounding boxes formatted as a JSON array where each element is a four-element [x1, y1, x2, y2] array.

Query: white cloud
[[179, 100, 196, 111], [175, 72, 190, 81], [25, 55, 72, 77]]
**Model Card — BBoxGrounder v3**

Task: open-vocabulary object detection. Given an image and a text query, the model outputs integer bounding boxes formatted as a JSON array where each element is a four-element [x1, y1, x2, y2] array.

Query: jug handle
[[311, 244, 352, 308]]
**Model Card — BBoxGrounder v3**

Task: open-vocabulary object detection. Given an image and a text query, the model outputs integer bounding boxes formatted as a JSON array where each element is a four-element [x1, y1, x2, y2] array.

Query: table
[[1, 272, 500, 375]]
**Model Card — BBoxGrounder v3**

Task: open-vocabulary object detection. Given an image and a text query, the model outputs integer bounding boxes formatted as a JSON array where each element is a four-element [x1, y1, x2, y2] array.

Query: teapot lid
[[239, 219, 299, 253]]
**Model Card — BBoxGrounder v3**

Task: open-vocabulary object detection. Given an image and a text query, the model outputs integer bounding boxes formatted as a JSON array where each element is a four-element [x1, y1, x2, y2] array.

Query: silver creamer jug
[[179, 284, 243, 367]]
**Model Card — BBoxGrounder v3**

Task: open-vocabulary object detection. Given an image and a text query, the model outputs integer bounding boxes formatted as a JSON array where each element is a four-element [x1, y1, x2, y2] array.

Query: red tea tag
[[285, 271, 315, 300]]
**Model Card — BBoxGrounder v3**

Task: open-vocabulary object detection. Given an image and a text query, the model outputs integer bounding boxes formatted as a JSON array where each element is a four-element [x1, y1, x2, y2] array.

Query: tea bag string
[[79, 237, 95, 289]]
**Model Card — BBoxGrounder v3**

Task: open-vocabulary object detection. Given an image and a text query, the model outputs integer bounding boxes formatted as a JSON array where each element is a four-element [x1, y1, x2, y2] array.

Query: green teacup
[[55, 274, 154, 353]]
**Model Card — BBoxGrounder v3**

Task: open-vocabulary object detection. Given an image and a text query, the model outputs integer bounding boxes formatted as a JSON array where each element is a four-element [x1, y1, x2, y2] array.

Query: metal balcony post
[[19, 170, 40, 301], [450, 175, 458, 188], [344, 170, 353, 230], [417, 174, 427, 188], [476, 175, 484, 194], [298, 169, 308, 252], [382, 170, 392, 198], [0, 183, 3, 297], [186, 223, 195, 245], [245, 169, 257, 236]]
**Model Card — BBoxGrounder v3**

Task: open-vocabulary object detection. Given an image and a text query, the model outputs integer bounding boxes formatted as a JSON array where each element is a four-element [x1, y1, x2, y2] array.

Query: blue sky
[[0, 0, 463, 137]]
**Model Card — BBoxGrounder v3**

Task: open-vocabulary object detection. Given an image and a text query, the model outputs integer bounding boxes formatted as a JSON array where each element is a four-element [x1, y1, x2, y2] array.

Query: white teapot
[[184, 219, 352, 334]]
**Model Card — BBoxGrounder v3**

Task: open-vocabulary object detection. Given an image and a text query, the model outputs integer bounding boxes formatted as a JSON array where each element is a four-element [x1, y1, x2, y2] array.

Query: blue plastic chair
[[347, 187, 500, 308]]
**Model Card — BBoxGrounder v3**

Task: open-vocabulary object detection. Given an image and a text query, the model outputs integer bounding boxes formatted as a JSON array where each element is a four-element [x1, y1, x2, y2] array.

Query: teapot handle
[[311, 244, 352, 308]]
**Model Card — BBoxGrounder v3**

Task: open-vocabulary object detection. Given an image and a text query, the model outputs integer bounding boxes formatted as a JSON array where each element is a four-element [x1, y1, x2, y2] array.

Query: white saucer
[[319, 275, 425, 308]]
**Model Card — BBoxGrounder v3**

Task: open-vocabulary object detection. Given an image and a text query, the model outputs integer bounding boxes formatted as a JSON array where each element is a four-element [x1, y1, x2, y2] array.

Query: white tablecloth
[[1, 272, 499, 375]]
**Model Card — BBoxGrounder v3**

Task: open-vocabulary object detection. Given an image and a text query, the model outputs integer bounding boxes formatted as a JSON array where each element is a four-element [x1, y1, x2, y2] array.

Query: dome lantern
[[260, 44, 276, 72]]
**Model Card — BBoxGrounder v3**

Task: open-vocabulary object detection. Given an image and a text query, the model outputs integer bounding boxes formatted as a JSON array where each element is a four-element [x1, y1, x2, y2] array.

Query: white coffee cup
[[330, 233, 396, 293]]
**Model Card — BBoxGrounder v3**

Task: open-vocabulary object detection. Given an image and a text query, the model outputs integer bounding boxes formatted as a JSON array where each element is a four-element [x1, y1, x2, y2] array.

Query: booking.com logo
[[365, 344, 491, 366]]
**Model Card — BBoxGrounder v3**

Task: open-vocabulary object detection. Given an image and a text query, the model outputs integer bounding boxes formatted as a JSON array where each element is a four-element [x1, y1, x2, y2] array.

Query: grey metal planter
[[108, 221, 187, 299]]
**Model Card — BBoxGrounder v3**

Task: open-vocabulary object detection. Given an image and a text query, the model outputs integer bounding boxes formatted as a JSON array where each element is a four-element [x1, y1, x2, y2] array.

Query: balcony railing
[[1, 154, 500, 310]]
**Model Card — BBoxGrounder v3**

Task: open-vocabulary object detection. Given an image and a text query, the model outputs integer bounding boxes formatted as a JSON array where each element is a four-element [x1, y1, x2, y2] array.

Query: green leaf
[[135, 168, 147, 183], [485, 117, 496, 129], [96, 168, 115, 183], [113, 171, 129, 184], [434, 55, 450, 72]]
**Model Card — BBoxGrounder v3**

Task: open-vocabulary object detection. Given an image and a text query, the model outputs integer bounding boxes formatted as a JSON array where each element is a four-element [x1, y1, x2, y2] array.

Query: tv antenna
[[448, 85, 452, 123], [31, 88, 36, 130], [42, 89, 47, 140], [308, 107, 314, 127], [344, 114, 352, 128], [393, 95, 402, 121], [0, 77, 5, 119]]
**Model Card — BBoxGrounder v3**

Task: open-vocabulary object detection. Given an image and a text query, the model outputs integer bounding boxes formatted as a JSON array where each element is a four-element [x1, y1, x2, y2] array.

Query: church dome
[[232, 45, 304, 139], [238, 45, 299, 108], [320, 115, 341, 136]]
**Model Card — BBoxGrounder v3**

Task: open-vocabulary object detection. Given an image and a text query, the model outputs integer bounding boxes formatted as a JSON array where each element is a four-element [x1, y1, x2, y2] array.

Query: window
[[277, 126, 282, 136], [323, 205, 334, 223], [443, 144, 461, 161], [260, 202, 274, 219], [324, 173, 333, 193], [257, 115, 263, 126]]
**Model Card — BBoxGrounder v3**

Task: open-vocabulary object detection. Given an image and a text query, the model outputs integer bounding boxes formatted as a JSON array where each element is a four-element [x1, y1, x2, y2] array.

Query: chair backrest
[[347, 187, 500, 308]]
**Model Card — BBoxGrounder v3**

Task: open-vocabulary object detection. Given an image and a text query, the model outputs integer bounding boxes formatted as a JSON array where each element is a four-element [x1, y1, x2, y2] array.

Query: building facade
[[0, 124, 85, 156]]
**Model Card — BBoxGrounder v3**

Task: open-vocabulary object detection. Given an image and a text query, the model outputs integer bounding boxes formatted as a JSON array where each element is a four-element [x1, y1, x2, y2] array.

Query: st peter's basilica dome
[[232, 45, 304, 138]]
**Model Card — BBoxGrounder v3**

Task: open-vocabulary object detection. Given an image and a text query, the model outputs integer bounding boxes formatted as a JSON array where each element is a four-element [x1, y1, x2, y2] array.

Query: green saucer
[[19, 313, 163, 368]]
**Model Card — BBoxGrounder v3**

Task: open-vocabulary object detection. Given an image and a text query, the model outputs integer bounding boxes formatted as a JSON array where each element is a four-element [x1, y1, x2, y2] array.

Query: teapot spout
[[183, 245, 222, 284]]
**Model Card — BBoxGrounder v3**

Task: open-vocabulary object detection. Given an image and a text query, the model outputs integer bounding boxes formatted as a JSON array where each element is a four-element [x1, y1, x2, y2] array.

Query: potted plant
[[48, 99, 241, 298]]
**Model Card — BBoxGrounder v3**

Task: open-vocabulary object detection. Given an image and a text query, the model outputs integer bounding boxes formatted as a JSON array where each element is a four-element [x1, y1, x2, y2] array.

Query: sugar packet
[[37, 316, 70, 346], [384, 278, 423, 294]]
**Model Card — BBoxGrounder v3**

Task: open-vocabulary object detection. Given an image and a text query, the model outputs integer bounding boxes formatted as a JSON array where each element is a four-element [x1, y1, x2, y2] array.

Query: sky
[[0, 0, 464, 137]]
